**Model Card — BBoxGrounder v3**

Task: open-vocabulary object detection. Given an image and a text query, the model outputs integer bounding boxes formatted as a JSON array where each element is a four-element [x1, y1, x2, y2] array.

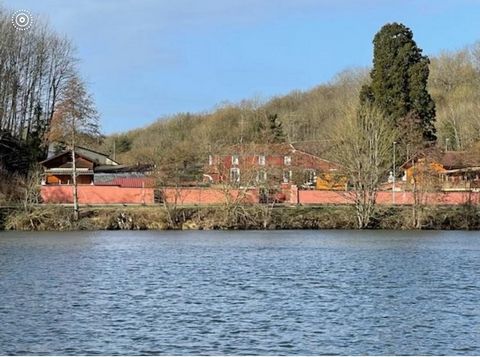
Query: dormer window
[[258, 155, 266, 166], [284, 155, 292, 166], [232, 155, 239, 165]]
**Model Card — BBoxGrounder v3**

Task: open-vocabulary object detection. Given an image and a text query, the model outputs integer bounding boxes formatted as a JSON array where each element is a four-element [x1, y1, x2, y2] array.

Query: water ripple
[[0, 230, 479, 355]]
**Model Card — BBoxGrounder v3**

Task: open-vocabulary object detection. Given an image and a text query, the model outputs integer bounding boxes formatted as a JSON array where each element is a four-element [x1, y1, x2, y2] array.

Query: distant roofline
[[75, 145, 113, 158], [290, 143, 341, 166], [40, 145, 120, 166], [208, 142, 342, 167], [399, 149, 476, 170]]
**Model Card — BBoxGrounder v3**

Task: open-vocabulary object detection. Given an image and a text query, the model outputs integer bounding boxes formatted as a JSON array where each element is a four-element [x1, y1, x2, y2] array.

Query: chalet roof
[[57, 160, 92, 169], [40, 146, 119, 167], [401, 149, 480, 170], [94, 163, 153, 173], [400, 147, 441, 169], [441, 151, 480, 169], [443, 166, 480, 174]]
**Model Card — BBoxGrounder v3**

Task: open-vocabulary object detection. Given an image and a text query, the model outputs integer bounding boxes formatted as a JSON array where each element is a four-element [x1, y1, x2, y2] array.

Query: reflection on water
[[0, 230, 479, 355]]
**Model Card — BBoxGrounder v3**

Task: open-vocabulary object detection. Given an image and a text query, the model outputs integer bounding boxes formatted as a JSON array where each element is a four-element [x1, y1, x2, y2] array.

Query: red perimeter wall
[[296, 189, 480, 205], [41, 185, 480, 206], [41, 186, 259, 205], [162, 187, 259, 205], [41, 185, 154, 205]]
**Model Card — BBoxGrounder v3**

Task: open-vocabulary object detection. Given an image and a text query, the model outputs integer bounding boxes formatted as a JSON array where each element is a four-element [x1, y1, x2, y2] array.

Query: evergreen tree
[[361, 22, 436, 142], [252, 112, 286, 143], [266, 113, 286, 143]]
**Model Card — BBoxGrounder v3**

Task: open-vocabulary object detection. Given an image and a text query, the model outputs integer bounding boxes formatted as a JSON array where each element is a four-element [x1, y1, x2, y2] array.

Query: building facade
[[40, 146, 155, 204], [41, 146, 154, 187], [401, 150, 480, 191], [203, 143, 344, 189]]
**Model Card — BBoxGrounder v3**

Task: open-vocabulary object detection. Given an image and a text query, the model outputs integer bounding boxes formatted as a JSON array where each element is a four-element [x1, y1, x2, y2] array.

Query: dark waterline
[[0, 230, 479, 355]]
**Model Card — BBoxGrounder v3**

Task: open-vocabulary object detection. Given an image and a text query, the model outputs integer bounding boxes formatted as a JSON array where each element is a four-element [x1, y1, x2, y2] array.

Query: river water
[[0, 230, 479, 355]]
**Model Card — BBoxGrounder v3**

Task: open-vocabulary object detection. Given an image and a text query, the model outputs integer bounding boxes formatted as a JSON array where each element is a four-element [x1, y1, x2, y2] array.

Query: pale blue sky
[[4, 0, 480, 133]]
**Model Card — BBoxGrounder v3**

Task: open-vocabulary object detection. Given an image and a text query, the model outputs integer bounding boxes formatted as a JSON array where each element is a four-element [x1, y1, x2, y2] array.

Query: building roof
[[402, 149, 480, 170], [40, 146, 120, 167], [214, 143, 293, 155], [441, 151, 480, 169], [94, 163, 153, 173], [211, 142, 340, 165], [290, 141, 335, 159], [443, 166, 480, 174], [95, 177, 156, 188]]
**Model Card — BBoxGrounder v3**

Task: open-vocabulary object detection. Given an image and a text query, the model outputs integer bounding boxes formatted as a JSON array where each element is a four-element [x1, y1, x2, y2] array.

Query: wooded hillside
[[103, 41, 480, 181], [0, 6, 90, 173]]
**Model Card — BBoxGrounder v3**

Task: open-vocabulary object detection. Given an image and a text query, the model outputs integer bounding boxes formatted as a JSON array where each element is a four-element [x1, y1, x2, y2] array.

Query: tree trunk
[[71, 144, 79, 221], [412, 179, 418, 229]]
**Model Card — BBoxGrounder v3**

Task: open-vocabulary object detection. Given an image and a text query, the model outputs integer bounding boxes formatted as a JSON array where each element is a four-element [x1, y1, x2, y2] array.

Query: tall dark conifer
[[361, 22, 436, 142], [267, 113, 286, 143]]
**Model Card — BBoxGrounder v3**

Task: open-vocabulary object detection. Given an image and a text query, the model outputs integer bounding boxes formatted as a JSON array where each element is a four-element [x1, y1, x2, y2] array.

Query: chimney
[[47, 142, 57, 159]]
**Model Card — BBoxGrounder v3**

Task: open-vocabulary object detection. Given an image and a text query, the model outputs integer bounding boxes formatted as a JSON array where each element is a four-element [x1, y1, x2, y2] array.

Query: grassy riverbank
[[1, 204, 480, 231]]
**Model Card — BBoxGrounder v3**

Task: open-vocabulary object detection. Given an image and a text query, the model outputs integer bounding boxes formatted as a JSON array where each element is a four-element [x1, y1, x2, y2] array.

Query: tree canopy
[[360, 22, 436, 143], [48, 76, 100, 147]]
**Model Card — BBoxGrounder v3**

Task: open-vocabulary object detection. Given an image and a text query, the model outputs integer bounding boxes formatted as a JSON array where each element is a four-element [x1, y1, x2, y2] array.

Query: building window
[[304, 169, 316, 185], [258, 155, 266, 166], [232, 155, 239, 166], [230, 168, 240, 183], [208, 155, 213, 166], [257, 170, 267, 183], [283, 170, 292, 183], [284, 155, 292, 166]]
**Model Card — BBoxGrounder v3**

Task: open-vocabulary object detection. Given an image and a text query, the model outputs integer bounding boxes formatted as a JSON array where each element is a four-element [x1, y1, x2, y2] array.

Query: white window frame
[[230, 167, 240, 183], [284, 155, 292, 166], [232, 155, 239, 166], [258, 155, 266, 166], [257, 170, 267, 183], [283, 170, 292, 183], [304, 169, 316, 184]]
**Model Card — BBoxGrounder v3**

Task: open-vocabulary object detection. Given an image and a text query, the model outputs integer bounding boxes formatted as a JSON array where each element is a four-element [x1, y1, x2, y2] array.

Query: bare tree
[[331, 104, 397, 228], [47, 76, 99, 220], [0, 8, 78, 143], [407, 155, 443, 228], [429, 48, 480, 150]]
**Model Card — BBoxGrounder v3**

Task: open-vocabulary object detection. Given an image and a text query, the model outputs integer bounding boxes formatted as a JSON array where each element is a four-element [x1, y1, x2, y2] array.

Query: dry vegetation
[[3, 204, 480, 231]]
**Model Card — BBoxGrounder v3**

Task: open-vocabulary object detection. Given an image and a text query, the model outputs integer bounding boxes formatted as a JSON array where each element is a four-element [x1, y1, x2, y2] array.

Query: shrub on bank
[[1, 204, 480, 231], [5, 206, 75, 231]]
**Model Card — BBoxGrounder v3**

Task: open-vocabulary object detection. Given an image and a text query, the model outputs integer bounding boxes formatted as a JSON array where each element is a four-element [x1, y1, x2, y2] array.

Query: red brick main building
[[203, 143, 343, 189]]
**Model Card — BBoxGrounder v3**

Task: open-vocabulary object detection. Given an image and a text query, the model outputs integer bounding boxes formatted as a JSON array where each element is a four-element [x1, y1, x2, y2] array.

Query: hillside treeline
[[101, 67, 369, 179], [0, 7, 84, 173], [104, 41, 480, 179]]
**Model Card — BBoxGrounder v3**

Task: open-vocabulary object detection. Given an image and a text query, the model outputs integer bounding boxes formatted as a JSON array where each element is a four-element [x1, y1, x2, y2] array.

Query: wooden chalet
[[40, 146, 154, 187], [401, 149, 480, 191]]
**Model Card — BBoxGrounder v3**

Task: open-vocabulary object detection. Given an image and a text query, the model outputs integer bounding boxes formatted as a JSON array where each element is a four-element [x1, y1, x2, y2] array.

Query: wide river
[[0, 230, 479, 355]]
